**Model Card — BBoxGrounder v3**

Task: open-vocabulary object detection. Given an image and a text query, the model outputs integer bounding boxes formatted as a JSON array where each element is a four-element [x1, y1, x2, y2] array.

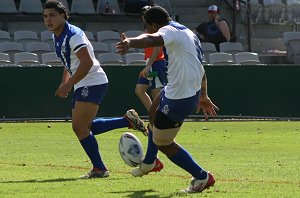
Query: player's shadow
[[0, 178, 80, 184], [110, 189, 173, 198], [0, 176, 124, 184]]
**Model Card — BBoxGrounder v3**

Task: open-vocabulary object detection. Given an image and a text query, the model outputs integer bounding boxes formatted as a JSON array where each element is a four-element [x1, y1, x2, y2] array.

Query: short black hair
[[43, 0, 69, 20], [143, 6, 172, 26]]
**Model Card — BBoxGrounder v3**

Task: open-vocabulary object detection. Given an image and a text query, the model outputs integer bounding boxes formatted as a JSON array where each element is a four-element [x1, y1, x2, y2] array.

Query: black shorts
[[154, 110, 183, 130]]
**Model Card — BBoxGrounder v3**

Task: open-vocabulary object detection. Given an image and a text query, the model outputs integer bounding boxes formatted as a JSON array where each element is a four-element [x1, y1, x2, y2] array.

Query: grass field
[[0, 121, 299, 197]]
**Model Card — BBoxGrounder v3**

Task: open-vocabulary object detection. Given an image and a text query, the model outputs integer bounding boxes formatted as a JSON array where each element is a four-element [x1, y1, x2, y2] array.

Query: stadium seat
[[283, 31, 300, 63], [98, 53, 125, 65], [202, 42, 217, 52], [209, 52, 234, 65], [0, 42, 24, 62], [71, 0, 96, 14], [97, 30, 121, 42], [0, 0, 18, 14], [97, 0, 122, 15], [110, 43, 117, 53], [19, 0, 43, 14], [283, 32, 300, 45], [0, 52, 20, 67], [124, 30, 144, 37], [125, 53, 146, 65], [219, 42, 244, 55], [14, 30, 39, 49], [234, 52, 261, 64], [97, 31, 121, 51], [201, 42, 217, 63], [91, 42, 109, 57], [42, 52, 62, 66], [14, 52, 40, 66], [84, 31, 95, 41], [26, 42, 52, 62], [0, 31, 12, 43], [110, 43, 136, 53], [0, 53, 11, 65], [41, 30, 54, 51]]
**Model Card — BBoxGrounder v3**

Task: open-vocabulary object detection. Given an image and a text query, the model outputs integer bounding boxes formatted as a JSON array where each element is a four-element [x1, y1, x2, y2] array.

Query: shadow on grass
[[109, 189, 174, 198], [0, 176, 128, 184], [0, 178, 80, 183]]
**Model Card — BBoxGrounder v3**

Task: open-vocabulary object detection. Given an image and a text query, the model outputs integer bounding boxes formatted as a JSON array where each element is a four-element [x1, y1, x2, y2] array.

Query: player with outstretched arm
[[116, 6, 219, 193]]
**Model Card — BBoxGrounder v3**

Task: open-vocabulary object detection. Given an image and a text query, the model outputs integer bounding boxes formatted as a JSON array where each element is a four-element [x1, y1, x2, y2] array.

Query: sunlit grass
[[0, 122, 299, 197]]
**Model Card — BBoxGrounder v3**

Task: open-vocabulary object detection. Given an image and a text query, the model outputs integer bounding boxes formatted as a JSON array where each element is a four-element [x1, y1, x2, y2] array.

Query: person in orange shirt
[[135, 6, 167, 112]]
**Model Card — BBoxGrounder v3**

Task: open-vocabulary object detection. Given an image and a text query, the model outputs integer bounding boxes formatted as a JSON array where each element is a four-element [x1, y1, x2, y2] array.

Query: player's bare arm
[[116, 33, 164, 55], [196, 73, 219, 120], [55, 68, 70, 98], [68, 47, 93, 86], [140, 46, 160, 78], [55, 47, 93, 98]]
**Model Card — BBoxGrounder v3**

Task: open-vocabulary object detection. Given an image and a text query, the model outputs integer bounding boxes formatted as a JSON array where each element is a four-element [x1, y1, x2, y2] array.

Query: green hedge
[[0, 65, 299, 119]]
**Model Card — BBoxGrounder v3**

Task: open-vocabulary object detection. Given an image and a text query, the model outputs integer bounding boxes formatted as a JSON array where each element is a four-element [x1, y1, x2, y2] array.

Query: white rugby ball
[[119, 132, 144, 167]]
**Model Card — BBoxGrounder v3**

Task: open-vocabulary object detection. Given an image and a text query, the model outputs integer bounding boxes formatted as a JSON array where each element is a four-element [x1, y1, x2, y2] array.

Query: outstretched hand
[[196, 95, 219, 121], [115, 33, 129, 55]]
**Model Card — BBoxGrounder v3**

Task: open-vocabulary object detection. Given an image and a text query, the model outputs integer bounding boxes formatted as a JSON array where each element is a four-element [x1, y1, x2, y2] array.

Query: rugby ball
[[119, 132, 144, 167]]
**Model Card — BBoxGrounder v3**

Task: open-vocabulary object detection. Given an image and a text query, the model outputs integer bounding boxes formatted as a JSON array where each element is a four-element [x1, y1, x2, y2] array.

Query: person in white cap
[[193, 5, 231, 51]]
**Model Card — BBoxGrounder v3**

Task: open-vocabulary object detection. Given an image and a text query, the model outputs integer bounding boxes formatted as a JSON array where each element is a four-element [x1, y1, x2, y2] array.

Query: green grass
[[0, 122, 299, 197]]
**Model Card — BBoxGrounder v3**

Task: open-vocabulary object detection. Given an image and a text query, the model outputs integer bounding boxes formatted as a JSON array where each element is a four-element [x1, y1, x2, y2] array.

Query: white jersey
[[54, 22, 108, 90], [158, 22, 205, 99]]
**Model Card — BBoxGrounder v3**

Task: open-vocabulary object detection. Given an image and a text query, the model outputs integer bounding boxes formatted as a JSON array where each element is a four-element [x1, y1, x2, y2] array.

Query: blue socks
[[143, 128, 158, 164], [91, 117, 129, 135], [80, 133, 106, 170], [169, 147, 207, 180]]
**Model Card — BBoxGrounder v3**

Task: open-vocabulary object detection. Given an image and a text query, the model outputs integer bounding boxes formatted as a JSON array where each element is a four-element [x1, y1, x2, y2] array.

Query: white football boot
[[132, 158, 164, 177]]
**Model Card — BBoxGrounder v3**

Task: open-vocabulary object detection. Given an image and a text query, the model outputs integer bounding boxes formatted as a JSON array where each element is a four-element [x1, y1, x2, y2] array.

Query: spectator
[[193, 5, 230, 51]]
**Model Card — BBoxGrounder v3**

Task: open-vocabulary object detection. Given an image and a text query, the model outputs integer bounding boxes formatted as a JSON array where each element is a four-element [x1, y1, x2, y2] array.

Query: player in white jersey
[[43, 0, 147, 179], [116, 6, 219, 193]]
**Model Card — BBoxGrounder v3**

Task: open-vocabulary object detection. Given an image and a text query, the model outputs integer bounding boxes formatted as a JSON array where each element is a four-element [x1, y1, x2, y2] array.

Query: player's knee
[[153, 136, 180, 157], [135, 86, 143, 96], [152, 134, 172, 147], [72, 122, 79, 133], [134, 87, 139, 95], [156, 142, 180, 158], [72, 122, 87, 135]]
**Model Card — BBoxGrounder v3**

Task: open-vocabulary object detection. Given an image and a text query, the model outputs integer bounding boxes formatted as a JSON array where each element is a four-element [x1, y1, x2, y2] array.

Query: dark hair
[[43, 0, 69, 20], [143, 6, 172, 26]]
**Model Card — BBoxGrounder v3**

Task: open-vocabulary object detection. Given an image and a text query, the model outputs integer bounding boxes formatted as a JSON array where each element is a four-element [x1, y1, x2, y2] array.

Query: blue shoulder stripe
[[168, 21, 187, 30]]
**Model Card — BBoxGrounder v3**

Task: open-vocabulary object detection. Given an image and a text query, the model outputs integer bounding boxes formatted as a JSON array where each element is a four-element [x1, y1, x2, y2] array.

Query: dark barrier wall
[[0, 65, 299, 119]]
